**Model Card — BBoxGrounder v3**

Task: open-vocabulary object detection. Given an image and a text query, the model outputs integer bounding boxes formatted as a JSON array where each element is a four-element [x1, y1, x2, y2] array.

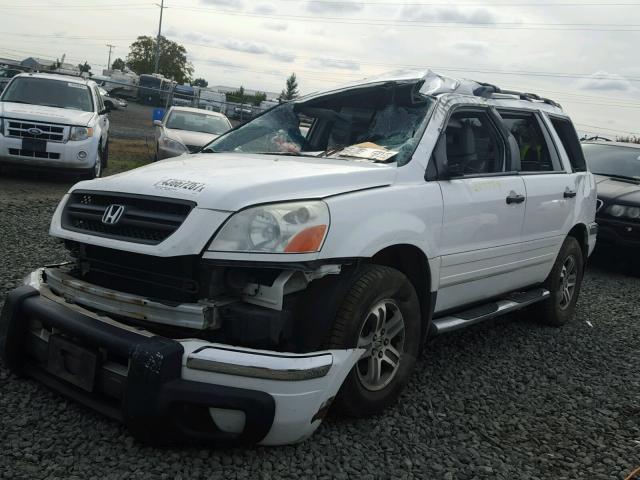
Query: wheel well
[[568, 224, 588, 259], [370, 244, 432, 340]]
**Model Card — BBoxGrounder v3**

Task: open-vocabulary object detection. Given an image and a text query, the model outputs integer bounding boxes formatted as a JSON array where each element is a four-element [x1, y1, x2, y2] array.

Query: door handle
[[564, 189, 577, 198], [506, 192, 526, 205]]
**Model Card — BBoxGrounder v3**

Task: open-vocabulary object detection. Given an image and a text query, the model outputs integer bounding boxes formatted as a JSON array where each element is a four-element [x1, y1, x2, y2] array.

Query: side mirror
[[153, 120, 163, 127], [99, 108, 110, 115]]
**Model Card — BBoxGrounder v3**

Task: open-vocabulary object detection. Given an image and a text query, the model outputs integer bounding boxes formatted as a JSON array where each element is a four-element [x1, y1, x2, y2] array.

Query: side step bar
[[431, 288, 550, 335]]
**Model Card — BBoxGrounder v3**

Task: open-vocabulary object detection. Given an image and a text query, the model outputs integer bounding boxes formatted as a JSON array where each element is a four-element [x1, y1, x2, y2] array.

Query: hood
[[74, 152, 397, 211], [595, 174, 640, 204], [165, 128, 219, 148], [0, 101, 96, 126]]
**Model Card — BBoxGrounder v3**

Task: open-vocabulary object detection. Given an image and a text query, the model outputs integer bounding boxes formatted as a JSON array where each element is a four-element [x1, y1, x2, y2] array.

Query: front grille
[[9, 148, 61, 159], [62, 190, 195, 245], [66, 243, 201, 303], [6, 120, 66, 142], [186, 144, 200, 154]]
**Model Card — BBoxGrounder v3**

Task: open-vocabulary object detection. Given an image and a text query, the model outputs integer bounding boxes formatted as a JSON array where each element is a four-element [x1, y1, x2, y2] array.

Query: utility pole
[[153, 0, 167, 74], [105, 44, 115, 70]]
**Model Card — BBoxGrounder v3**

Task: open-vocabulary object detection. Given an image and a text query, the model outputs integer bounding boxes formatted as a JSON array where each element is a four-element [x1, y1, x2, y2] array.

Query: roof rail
[[472, 82, 561, 109]]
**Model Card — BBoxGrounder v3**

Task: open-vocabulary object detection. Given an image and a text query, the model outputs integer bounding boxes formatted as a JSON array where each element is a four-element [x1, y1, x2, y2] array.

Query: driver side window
[[444, 110, 505, 175]]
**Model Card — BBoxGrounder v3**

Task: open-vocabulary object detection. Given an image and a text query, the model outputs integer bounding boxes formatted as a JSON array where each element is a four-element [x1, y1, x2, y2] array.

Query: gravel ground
[[1, 174, 640, 480]]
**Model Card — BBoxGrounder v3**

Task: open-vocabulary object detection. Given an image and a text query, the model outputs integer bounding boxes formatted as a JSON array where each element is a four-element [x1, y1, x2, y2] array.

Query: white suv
[[0, 73, 110, 178], [0, 70, 597, 446]]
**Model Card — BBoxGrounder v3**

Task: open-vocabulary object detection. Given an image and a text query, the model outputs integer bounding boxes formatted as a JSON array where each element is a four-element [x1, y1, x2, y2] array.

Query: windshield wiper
[[593, 172, 640, 184]]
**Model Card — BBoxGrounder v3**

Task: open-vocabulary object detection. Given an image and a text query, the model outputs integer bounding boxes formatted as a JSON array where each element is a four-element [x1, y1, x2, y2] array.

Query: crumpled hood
[[595, 174, 640, 204], [0, 101, 96, 126], [73, 152, 397, 211], [165, 128, 219, 148]]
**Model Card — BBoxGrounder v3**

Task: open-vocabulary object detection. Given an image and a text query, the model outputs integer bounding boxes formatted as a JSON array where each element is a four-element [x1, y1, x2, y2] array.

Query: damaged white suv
[[0, 70, 597, 446]]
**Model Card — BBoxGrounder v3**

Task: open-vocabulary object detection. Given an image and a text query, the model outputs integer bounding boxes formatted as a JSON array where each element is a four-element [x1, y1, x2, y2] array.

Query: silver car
[[154, 106, 232, 160]]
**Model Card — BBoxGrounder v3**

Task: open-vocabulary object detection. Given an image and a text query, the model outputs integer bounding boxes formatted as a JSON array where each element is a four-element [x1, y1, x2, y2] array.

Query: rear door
[[435, 107, 528, 312], [497, 109, 576, 283]]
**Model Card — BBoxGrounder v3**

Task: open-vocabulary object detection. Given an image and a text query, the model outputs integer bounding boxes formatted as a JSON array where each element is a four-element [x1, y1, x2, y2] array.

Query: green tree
[[193, 77, 208, 87], [253, 91, 267, 106], [111, 58, 126, 70], [125, 35, 194, 84], [278, 73, 299, 102], [77, 62, 91, 74]]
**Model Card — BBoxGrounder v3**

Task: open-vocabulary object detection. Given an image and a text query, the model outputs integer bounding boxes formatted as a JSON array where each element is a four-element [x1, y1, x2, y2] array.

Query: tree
[[253, 91, 267, 105], [78, 62, 91, 74], [125, 35, 193, 84], [111, 58, 126, 71], [278, 73, 299, 102], [193, 78, 208, 88]]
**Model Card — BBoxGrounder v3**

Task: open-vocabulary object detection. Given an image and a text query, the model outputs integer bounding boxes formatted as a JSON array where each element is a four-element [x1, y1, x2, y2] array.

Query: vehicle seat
[[446, 123, 484, 173]]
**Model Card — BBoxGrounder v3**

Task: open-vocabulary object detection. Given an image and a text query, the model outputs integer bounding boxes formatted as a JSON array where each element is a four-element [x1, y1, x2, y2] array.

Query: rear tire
[[531, 236, 584, 326], [329, 265, 421, 417], [102, 140, 109, 169]]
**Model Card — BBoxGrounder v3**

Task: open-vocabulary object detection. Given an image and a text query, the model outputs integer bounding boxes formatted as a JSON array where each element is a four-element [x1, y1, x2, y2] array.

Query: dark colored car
[[582, 141, 640, 249]]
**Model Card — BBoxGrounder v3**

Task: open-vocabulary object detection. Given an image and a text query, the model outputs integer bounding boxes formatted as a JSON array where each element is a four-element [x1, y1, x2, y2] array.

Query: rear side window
[[443, 110, 505, 175], [549, 116, 587, 172], [499, 111, 556, 172]]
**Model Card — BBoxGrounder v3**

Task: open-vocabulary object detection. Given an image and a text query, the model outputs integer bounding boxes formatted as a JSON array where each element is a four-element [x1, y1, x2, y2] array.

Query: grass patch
[[105, 138, 154, 175]]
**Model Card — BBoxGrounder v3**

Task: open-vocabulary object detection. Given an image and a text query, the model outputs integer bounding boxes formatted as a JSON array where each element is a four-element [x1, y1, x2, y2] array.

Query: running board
[[431, 288, 550, 334]]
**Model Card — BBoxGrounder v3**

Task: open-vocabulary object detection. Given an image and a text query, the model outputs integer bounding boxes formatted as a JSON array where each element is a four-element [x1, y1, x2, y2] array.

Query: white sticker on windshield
[[67, 83, 86, 89], [154, 178, 206, 194]]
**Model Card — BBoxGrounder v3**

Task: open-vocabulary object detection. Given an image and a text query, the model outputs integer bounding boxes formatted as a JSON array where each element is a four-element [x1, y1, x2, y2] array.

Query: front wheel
[[329, 265, 421, 417], [81, 149, 102, 180], [531, 236, 584, 326]]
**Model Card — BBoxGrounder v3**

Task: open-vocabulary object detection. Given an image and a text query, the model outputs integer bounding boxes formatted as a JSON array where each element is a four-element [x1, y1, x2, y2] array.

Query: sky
[[1, 0, 639, 138]]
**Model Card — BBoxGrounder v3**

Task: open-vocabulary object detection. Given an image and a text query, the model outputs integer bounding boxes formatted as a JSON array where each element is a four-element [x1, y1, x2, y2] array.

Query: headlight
[[160, 135, 188, 152], [607, 204, 640, 219], [70, 126, 93, 141], [209, 201, 330, 253]]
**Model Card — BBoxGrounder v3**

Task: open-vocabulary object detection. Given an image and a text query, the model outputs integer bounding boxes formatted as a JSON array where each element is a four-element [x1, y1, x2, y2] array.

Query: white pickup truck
[[0, 72, 110, 178], [0, 69, 597, 446]]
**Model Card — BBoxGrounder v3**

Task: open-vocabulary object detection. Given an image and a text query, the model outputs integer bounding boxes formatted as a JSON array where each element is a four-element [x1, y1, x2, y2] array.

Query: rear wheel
[[329, 265, 421, 417], [531, 236, 584, 326]]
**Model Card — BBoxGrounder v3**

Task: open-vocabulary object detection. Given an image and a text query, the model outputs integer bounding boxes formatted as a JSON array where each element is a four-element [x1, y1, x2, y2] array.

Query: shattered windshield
[[204, 82, 435, 166]]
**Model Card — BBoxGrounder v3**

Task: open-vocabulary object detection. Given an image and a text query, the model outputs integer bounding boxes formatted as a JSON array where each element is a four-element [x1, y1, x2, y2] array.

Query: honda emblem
[[102, 204, 125, 225]]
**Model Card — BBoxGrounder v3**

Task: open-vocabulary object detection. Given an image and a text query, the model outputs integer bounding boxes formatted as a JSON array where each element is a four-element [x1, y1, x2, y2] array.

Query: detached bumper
[[0, 276, 360, 446]]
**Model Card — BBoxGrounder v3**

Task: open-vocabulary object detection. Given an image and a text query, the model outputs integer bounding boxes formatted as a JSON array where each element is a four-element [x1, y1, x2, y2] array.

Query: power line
[[171, 5, 640, 31], [270, 0, 640, 5]]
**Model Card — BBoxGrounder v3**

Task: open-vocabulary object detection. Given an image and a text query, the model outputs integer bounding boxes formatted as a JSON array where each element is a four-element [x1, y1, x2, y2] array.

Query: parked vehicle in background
[[171, 84, 196, 107], [582, 140, 640, 250], [98, 87, 127, 110], [0, 72, 109, 178], [198, 88, 226, 111], [0, 69, 596, 447], [0, 67, 23, 93], [154, 106, 232, 159], [138, 73, 173, 107]]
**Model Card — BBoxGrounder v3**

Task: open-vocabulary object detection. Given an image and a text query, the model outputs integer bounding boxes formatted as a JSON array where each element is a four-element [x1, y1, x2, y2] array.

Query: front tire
[[532, 236, 584, 326], [329, 265, 421, 417], [82, 149, 102, 180]]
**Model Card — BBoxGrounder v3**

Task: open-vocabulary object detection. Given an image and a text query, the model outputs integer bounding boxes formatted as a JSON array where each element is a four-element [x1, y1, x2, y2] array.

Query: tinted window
[[167, 111, 231, 135], [1, 77, 93, 112], [582, 143, 640, 179], [444, 110, 505, 174], [549, 116, 586, 172], [499, 111, 555, 172]]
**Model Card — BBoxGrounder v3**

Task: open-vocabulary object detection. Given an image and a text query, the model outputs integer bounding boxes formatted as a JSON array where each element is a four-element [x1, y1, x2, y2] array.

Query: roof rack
[[472, 82, 561, 109]]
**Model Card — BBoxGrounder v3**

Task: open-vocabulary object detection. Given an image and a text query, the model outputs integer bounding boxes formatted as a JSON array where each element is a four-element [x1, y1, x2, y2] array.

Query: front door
[[435, 108, 528, 312]]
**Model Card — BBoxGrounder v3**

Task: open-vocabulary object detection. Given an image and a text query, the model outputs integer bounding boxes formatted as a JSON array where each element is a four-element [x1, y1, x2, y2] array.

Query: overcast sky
[[1, 0, 639, 137]]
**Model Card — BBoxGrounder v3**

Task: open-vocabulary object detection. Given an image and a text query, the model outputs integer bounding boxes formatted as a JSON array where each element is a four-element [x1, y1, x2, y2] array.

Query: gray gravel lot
[[1, 173, 639, 480]]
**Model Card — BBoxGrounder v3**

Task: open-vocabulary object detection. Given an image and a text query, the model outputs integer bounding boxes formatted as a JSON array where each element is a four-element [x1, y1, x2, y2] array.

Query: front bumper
[[595, 216, 640, 249], [0, 272, 361, 446], [0, 135, 98, 170]]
